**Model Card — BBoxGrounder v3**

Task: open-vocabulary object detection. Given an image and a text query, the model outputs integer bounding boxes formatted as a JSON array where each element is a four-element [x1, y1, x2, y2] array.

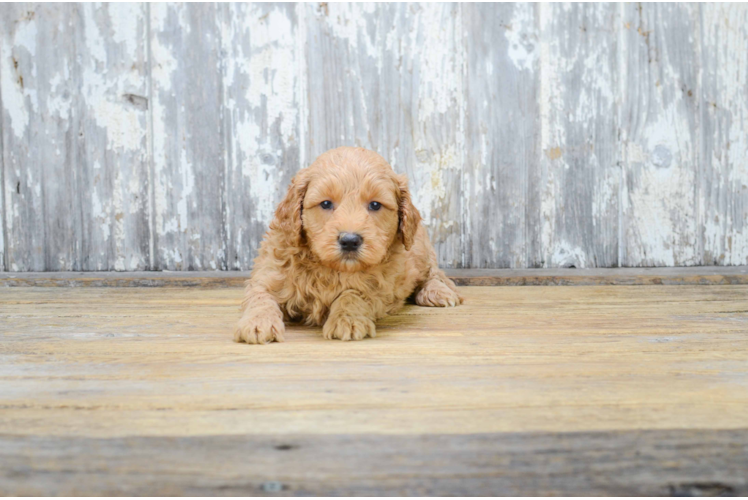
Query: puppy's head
[[274, 147, 420, 272]]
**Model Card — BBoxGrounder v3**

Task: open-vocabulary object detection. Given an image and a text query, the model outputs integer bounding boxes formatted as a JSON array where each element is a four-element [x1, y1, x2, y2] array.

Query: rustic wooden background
[[1, 3, 746, 271]]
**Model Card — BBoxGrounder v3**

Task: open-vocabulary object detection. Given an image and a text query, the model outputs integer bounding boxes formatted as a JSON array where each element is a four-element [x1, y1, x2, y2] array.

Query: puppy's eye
[[368, 201, 382, 211], [320, 200, 333, 210]]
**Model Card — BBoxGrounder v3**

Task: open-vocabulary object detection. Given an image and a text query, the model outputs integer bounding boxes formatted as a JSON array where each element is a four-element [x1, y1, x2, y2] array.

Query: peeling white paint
[[415, 5, 461, 120], [414, 144, 459, 227], [1, 14, 37, 139], [701, 4, 748, 265], [150, 3, 179, 248], [507, 4, 537, 71], [324, 3, 379, 62], [623, 16, 700, 270], [109, 3, 140, 57], [224, 4, 297, 227], [2, 3, 748, 271], [551, 242, 589, 269]]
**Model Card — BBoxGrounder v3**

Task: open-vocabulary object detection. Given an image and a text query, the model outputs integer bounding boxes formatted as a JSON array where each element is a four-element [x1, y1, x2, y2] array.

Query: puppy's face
[[302, 151, 402, 272], [273, 147, 421, 272]]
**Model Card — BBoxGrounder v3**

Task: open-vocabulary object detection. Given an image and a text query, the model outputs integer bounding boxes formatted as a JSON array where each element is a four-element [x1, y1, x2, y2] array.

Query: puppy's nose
[[338, 232, 363, 252]]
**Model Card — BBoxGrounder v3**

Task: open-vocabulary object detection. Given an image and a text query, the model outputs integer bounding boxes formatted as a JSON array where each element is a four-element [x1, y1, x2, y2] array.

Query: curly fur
[[235, 146, 462, 344]]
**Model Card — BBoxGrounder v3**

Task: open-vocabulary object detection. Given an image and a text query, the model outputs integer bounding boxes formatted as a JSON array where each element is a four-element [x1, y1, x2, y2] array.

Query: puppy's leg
[[415, 268, 463, 308], [323, 290, 377, 341], [235, 284, 285, 345]]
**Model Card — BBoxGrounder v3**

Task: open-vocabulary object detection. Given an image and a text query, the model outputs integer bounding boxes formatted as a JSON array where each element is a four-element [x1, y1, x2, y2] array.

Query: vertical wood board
[[0, 4, 150, 272], [619, 3, 702, 267], [1, 3, 747, 270], [463, 3, 539, 268], [150, 3, 226, 270], [700, 4, 748, 266], [538, 3, 620, 268]]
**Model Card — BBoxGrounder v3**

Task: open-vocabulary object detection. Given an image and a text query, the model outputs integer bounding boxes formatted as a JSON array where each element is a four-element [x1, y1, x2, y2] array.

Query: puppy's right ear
[[273, 170, 309, 247]]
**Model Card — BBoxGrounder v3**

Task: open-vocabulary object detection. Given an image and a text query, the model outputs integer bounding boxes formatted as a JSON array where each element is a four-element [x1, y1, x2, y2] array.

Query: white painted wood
[[463, 3, 539, 268], [1, 3, 150, 271], [219, 3, 301, 270], [1, 4, 79, 272], [1, 3, 747, 271], [149, 3, 226, 270], [619, 3, 702, 267], [0, 96, 4, 270], [538, 3, 620, 268], [77, 3, 151, 271], [701, 4, 748, 266]]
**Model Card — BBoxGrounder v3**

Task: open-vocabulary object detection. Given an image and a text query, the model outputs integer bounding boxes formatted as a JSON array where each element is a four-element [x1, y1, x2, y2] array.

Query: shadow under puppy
[[235, 146, 462, 344]]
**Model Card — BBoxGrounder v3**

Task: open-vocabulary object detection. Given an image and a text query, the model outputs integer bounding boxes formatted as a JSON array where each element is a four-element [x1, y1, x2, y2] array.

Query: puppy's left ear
[[396, 174, 421, 251], [273, 169, 310, 247]]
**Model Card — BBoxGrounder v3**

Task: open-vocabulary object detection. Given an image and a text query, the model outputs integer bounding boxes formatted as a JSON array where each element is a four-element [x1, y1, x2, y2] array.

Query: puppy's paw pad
[[416, 280, 462, 308], [235, 312, 285, 344], [323, 315, 376, 341]]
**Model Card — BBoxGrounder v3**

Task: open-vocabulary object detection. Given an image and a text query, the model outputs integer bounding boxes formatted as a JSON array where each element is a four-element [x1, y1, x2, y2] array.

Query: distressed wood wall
[[1, 3, 746, 271]]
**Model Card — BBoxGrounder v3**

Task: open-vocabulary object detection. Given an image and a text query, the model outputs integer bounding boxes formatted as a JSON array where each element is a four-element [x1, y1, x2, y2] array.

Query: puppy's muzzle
[[338, 232, 363, 253]]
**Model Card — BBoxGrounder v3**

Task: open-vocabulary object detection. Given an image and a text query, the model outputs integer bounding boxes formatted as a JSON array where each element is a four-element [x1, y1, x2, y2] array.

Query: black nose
[[339, 232, 363, 252]]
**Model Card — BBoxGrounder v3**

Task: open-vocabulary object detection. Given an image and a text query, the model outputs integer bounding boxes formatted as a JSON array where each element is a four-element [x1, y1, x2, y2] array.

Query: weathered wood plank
[[0, 62, 5, 271], [305, 3, 465, 267], [2, 3, 748, 272], [149, 3, 226, 270], [0, 4, 151, 272], [0, 99, 5, 272], [1, 430, 746, 496], [1, 285, 747, 438], [619, 3, 702, 267], [2, 266, 748, 287], [303, 3, 377, 159], [76, 3, 151, 271], [1, 284, 747, 494], [218, 3, 301, 270], [701, 4, 748, 266], [538, 3, 620, 268], [463, 3, 539, 268], [1, 4, 80, 271]]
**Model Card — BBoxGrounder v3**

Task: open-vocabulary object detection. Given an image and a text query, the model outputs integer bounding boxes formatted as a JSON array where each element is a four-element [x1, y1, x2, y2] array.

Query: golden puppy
[[235, 146, 462, 344]]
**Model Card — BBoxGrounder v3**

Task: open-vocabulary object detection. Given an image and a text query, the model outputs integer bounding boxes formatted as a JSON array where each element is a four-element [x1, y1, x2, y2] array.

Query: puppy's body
[[236, 147, 461, 344]]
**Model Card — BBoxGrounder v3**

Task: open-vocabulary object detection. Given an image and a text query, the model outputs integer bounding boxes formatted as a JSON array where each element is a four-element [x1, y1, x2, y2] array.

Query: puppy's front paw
[[234, 310, 285, 344], [323, 315, 376, 341], [416, 279, 461, 307]]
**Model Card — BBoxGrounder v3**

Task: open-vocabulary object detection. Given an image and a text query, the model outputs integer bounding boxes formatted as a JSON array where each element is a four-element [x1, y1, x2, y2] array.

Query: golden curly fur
[[235, 146, 462, 344]]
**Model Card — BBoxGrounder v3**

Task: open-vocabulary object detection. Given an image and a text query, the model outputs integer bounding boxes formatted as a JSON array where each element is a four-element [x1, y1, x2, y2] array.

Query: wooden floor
[[1, 284, 748, 495]]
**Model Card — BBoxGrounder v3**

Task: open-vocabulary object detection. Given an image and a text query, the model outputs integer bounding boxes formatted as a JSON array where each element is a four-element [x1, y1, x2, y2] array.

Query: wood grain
[[2, 431, 746, 496], [619, 3, 702, 267], [2, 3, 748, 271], [701, 4, 748, 266], [1, 4, 79, 272], [149, 3, 226, 271], [2, 267, 748, 287], [1, 285, 747, 494], [0, 4, 151, 272], [1, 286, 747, 437], [463, 3, 539, 268], [539, 3, 620, 268]]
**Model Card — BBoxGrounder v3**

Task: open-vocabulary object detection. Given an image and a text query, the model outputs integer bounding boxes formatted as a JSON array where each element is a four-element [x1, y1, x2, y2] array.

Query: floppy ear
[[396, 174, 421, 251], [273, 170, 309, 247]]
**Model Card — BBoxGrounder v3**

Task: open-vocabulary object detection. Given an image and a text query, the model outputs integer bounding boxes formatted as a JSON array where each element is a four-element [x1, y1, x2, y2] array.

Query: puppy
[[235, 146, 462, 344]]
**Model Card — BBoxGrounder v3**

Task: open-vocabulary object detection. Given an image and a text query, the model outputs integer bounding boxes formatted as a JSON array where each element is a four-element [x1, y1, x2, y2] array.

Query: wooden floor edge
[[1, 266, 747, 287]]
